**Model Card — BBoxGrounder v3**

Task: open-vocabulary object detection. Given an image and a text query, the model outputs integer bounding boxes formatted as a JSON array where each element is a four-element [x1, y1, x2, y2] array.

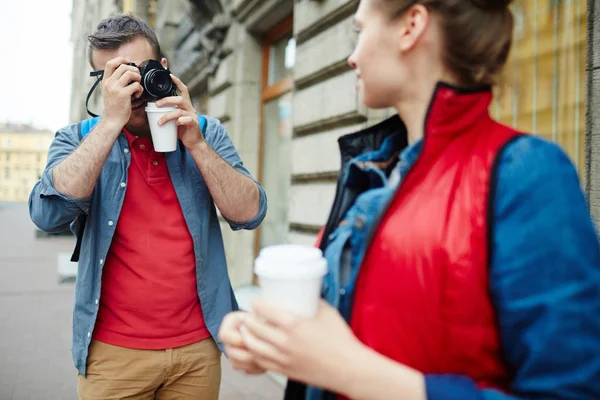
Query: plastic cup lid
[[259, 244, 323, 262], [145, 102, 177, 112], [255, 244, 327, 280]]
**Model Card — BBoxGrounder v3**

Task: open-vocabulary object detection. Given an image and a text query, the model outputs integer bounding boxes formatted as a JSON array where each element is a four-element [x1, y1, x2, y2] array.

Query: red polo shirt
[[93, 130, 210, 349]]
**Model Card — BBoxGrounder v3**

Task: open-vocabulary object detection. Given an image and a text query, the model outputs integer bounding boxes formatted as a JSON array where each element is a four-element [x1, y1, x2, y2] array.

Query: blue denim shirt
[[311, 134, 600, 399], [28, 116, 267, 376]]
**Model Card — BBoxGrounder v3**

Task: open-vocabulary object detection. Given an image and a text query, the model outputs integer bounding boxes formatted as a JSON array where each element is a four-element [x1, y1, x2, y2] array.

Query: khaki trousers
[[78, 338, 221, 400]]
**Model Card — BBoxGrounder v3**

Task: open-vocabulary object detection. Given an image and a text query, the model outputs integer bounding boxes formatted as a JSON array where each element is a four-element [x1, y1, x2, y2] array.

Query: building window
[[492, 0, 586, 177], [268, 35, 295, 86], [256, 15, 295, 255]]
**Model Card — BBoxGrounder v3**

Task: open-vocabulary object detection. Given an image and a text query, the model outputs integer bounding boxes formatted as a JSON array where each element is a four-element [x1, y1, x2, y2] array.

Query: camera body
[[128, 59, 176, 100]]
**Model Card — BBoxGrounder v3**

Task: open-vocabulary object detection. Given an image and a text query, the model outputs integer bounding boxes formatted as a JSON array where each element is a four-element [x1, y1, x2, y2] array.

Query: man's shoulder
[[53, 122, 82, 142], [202, 115, 223, 132], [202, 116, 230, 145]]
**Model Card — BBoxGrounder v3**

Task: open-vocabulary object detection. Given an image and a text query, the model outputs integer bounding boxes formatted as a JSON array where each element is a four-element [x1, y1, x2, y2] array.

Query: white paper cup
[[145, 102, 178, 152], [254, 244, 327, 318]]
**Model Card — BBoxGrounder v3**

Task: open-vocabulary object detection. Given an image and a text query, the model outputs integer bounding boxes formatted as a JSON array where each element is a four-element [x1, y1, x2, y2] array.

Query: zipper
[[359, 84, 440, 255]]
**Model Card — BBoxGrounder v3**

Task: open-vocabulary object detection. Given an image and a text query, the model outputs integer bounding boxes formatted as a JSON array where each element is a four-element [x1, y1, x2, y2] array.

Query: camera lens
[[144, 69, 174, 98]]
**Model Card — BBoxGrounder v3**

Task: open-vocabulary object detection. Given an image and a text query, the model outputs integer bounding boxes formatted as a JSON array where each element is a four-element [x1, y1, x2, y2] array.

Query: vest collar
[[337, 82, 493, 162], [424, 82, 493, 139]]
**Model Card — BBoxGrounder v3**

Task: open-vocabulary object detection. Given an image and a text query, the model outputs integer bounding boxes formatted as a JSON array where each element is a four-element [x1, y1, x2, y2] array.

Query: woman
[[219, 0, 600, 399]]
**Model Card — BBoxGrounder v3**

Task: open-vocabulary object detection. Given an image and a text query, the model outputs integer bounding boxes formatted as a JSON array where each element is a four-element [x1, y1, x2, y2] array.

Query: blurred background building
[[67, 0, 594, 290], [0, 124, 53, 203]]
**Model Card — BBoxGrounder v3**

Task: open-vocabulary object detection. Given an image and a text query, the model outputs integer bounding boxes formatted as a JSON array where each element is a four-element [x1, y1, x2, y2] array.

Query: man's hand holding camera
[[102, 57, 144, 130], [154, 74, 204, 151]]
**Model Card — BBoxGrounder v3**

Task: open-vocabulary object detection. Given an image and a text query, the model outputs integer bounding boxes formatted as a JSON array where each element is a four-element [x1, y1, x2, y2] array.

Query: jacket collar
[[338, 82, 493, 160]]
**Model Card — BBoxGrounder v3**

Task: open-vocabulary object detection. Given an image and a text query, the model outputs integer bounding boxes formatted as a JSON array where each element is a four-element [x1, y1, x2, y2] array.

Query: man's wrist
[[188, 139, 211, 156], [97, 117, 124, 137]]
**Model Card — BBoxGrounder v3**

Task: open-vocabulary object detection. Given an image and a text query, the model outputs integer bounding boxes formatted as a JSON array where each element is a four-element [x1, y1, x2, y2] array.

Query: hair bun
[[470, 0, 513, 11]]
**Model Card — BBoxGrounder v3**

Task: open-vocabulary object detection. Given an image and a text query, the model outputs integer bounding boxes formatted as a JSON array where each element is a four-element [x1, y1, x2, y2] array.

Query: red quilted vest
[[350, 84, 520, 390]]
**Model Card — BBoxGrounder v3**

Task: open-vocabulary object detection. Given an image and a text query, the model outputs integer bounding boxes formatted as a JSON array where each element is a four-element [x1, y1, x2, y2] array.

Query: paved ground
[[0, 204, 284, 400]]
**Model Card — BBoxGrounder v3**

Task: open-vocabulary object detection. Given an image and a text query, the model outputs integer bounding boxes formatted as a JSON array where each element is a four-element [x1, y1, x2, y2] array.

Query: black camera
[[86, 59, 177, 117], [127, 59, 177, 100]]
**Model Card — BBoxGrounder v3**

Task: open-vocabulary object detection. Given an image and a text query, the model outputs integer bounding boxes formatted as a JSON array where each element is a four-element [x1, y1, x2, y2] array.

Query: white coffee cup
[[254, 244, 328, 318], [145, 102, 178, 152]]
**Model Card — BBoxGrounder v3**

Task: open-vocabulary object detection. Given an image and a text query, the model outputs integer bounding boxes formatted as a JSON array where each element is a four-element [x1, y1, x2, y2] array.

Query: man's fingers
[[103, 57, 130, 81], [117, 71, 142, 87], [170, 74, 190, 100], [124, 82, 143, 98], [156, 96, 184, 106], [156, 96, 192, 111], [157, 109, 184, 126], [110, 65, 140, 84], [176, 116, 195, 126]]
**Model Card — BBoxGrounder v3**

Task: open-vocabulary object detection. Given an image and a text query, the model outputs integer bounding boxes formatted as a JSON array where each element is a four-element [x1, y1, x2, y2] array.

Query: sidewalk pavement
[[0, 204, 284, 400]]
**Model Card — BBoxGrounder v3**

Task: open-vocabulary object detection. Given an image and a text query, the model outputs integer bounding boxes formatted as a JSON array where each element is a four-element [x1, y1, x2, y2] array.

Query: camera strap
[[86, 70, 104, 118]]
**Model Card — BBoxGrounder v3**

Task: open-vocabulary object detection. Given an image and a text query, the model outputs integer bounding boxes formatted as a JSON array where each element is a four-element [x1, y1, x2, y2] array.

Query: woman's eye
[[350, 27, 361, 47]]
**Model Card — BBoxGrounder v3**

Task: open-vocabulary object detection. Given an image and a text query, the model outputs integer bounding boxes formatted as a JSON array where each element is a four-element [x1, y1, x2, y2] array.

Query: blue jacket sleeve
[[426, 136, 600, 400], [28, 124, 92, 233], [203, 117, 267, 231]]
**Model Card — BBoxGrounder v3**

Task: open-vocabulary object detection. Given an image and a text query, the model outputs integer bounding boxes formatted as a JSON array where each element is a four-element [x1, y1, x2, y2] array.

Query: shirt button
[[140, 144, 146, 150], [120, 182, 126, 188], [87, 332, 91, 338], [152, 160, 158, 166], [95, 299, 99, 305], [340, 288, 346, 295], [99, 259, 104, 265], [123, 148, 130, 154], [108, 220, 114, 226]]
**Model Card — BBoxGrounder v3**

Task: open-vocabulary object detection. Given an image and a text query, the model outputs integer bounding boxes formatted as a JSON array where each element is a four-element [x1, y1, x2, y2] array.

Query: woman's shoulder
[[496, 134, 580, 187]]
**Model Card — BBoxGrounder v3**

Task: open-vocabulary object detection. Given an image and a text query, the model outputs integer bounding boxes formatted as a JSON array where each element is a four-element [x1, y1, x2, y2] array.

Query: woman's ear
[[398, 4, 430, 52]]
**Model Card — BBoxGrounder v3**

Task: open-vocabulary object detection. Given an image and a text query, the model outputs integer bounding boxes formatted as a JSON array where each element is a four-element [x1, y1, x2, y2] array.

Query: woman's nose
[[347, 55, 357, 69]]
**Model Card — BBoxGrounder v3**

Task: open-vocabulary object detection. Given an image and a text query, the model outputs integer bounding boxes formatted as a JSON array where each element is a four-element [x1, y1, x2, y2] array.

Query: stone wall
[[288, 0, 395, 245], [69, 0, 120, 124]]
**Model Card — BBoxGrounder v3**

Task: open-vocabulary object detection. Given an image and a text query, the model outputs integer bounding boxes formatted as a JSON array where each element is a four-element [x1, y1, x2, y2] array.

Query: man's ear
[[161, 57, 168, 69]]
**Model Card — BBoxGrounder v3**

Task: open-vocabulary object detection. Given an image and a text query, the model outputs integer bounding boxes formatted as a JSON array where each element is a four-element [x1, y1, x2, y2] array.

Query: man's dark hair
[[87, 14, 162, 68]]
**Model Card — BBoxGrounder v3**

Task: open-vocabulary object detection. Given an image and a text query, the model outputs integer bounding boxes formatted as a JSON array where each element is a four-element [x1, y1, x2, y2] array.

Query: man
[[29, 14, 267, 400]]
